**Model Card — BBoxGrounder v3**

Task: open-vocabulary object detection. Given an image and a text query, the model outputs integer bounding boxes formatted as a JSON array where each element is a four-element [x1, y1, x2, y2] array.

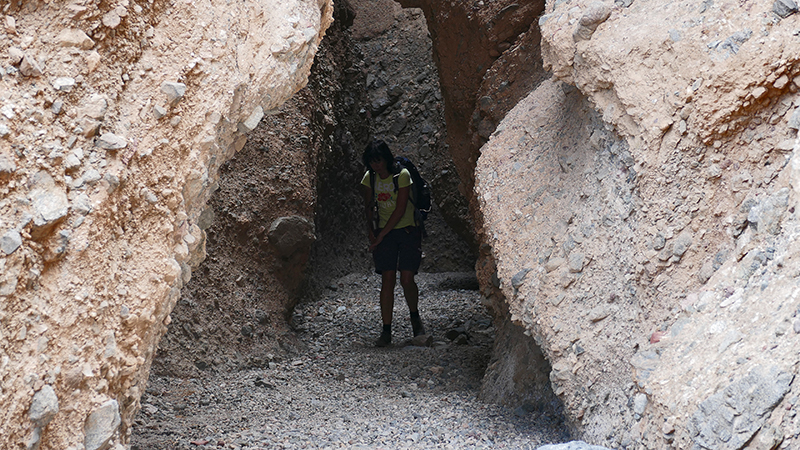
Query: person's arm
[[362, 184, 376, 244], [369, 185, 410, 251]]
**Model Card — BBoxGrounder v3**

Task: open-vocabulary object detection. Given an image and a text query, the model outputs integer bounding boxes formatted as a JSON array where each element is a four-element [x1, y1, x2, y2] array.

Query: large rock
[[268, 215, 316, 257], [0, 0, 333, 448], [476, 0, 800, 445]]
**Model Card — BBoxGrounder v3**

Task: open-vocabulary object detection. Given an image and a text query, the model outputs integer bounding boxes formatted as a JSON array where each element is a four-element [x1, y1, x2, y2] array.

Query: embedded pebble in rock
[[82, 169, 102, 185], [52, 77, 76, 92], [1, 230, 22, 255], [56, 28, 95, 49], [671, 232, 693, 257], [29, 172, 69, 234], [72, 194, 93, 215], [80, 94, 108, 120], [0, 153, 15, 173], [8, 46, 23, 65], [153, 105, 167, 119], [84, 400, 121, 450], [268, 215, 315, 257], [20, 54, 43, 77], [131, 273, 571, 449], [568, 252, 585, 273], [29, 385, 59, 427], [573, 2, 611, 41], [95, 133, 128, 150], [63, 153, 82, 171], [774, 0, 798, 17], [161, 82, 187, 105]]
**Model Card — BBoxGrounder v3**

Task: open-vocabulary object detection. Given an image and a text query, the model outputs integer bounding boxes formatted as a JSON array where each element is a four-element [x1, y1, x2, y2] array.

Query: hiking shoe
[[375, 331, 392, 347], [411, 316, 426, 337]]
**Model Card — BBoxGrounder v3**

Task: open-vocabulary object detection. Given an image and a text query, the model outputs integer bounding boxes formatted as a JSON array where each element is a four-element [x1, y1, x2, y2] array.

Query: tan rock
[[8, 46, 23, 65], [85, 51, 101, 73], [19, 54, 43, 77], [56, 28, 95, 49], [5, 15, 16, 34]]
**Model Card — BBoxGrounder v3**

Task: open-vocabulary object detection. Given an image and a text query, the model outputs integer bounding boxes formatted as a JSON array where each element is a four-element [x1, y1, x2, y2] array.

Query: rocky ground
[[130, 272, 570, 449]]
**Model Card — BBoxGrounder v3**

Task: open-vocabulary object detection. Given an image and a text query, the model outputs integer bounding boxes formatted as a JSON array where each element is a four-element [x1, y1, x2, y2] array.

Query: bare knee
[[399, 272, 416, 289], [382, 271, 397, 290]]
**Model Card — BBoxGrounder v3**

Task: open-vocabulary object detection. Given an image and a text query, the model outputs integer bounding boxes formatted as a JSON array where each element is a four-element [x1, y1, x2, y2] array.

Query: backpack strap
[[369, 171, 379, 230], [392, 171, 415, 206]]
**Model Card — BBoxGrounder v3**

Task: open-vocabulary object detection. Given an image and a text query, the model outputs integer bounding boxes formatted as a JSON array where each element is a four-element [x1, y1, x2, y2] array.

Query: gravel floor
[[131, 272, 570, 449]]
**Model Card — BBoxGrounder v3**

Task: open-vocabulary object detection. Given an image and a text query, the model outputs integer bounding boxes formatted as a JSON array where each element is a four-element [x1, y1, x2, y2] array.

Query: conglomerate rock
[[0, 0, 332, 448], [476, 0, 800, 447]]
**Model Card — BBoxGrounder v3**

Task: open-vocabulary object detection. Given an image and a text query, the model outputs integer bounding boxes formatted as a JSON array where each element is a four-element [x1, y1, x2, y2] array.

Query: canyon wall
[[0, 0, 332, 448], [476, 0, 800, 448]]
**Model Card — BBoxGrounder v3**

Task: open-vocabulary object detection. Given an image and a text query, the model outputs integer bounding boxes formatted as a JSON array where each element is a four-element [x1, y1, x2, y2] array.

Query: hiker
[[361, 139, 426, 347]]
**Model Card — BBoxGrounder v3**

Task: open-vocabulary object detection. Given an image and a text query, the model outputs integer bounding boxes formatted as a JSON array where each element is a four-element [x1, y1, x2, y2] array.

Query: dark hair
[[362, 139, 398, 174]]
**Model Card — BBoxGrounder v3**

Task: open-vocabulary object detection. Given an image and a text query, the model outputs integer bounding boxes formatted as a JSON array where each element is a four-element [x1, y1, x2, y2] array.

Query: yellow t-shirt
[[361, 169, 416, 229]]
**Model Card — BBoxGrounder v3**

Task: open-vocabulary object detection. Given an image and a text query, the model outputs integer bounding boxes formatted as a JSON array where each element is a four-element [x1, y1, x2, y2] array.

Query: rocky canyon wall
[[476, 0, 800, 448], [0, 0, 332, 448]]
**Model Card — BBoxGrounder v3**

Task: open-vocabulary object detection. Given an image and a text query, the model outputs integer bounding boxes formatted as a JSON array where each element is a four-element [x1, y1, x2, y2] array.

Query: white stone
[[52, 77, 76, 92], [102, 10, 121, 28], [240, 106, 264, 132], [1, 104, 15, 119], [95, 133, 127, 150]]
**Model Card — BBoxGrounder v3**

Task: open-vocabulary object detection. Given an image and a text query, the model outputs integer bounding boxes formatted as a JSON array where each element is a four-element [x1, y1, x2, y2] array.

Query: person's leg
[[373, 230, 400, 346], [400, 269, 425, 335], [398, 226, 425, 336], [399, 270, 418, 312], [380, 270, 397, 326]]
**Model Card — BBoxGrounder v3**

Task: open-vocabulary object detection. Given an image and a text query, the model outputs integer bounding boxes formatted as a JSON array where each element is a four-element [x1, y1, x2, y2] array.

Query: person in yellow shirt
[[360, 140, 425, 347]]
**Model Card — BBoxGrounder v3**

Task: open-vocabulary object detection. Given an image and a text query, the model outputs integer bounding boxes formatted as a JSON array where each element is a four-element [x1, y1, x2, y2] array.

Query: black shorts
[[373, 227, 422, 274]]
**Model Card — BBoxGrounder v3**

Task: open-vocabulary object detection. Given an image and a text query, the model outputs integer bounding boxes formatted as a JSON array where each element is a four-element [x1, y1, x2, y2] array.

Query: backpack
[[370, 156, 432, 235], [395, 156, 432, 221]]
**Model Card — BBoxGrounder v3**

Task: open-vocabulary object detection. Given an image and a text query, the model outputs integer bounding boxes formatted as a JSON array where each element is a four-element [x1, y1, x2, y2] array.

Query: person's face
[[370, 158, 387, 174]]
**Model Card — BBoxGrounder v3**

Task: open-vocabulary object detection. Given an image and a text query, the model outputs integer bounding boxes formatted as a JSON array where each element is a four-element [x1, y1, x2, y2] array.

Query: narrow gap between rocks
[[130, 2, 568, 448]]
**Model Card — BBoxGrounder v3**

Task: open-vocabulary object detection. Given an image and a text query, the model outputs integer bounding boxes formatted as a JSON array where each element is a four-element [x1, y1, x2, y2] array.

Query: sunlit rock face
[[0, 0, 332, 448], [477, 0, 800, 447]]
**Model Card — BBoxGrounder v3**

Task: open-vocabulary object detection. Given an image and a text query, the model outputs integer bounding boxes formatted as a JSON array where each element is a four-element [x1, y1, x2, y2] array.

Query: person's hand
[[369, 233, 384, 251]]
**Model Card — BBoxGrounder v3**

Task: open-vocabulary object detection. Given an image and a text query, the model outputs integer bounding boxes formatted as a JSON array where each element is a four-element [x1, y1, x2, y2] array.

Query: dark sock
[[383, 324, 391, 334], [410, 311, 420, 320]]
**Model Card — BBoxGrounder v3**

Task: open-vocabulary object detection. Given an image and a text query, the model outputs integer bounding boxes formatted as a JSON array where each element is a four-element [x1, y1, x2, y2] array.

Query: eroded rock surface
[[477, 0, 800, 447], [0, 0, 332, 448]]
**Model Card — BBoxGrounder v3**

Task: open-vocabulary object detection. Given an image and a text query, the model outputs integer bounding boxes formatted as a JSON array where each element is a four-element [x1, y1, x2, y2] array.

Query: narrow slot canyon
[[130, 1, 568, 448], [3, 0, 800, 449]]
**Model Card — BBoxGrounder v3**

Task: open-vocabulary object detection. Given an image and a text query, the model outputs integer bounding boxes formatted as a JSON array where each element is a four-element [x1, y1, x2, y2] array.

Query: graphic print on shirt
[[374, 178, 396, 213]]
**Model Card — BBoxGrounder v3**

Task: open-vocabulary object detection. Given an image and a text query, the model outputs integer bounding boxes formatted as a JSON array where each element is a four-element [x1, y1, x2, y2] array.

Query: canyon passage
[[2, 0, 800, 449]]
